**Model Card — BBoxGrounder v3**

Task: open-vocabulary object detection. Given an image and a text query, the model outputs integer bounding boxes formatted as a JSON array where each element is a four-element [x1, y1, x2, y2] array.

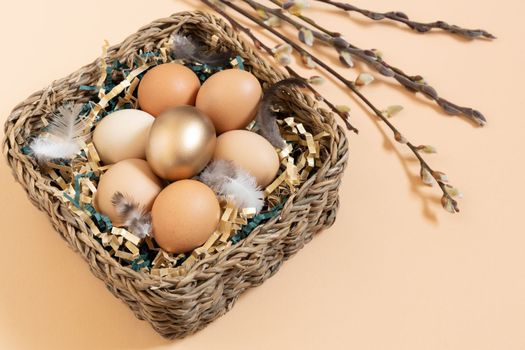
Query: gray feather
[[111, 192, 152, 238], [171, 33, 233, 67], [256, 77, 308, 148]]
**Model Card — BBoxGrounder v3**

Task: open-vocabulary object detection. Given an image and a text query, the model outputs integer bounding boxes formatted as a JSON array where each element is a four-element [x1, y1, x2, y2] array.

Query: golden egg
[[138, 63, 201, 117], [95, 159, 163, 226], [196, 69, 262, 133], [152, 180, 220, 254], [214, 130, 280, 187], [146, 106, 216, 181]]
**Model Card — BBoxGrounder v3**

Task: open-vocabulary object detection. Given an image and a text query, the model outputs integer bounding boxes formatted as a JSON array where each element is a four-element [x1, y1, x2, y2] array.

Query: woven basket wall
[[2, 11, 349, 339]]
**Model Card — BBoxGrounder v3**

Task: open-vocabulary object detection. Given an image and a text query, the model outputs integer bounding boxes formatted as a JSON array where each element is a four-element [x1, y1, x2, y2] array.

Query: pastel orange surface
[[0, 1, 524, 349]]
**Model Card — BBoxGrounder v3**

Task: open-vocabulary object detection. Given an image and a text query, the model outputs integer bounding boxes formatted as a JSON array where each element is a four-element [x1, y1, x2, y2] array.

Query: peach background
[[1, 0, 524, 349]]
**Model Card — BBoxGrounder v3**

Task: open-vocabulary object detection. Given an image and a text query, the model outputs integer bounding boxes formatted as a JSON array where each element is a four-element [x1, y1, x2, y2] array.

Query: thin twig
[[202, 0, 460, 212], [255, 0, 486, 126], [314, 0, 496, 40]]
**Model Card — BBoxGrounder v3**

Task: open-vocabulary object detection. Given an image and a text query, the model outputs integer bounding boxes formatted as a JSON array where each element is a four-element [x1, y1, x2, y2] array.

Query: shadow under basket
[[3, 11, 348, 339]]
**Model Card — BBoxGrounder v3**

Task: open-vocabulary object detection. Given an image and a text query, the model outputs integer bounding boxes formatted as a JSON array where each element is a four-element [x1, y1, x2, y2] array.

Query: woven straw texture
[[3, 11, 348, 339]]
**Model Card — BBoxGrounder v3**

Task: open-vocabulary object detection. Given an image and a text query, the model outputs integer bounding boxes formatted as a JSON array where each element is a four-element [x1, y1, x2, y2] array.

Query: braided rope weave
[[2, 11, 348, 339]]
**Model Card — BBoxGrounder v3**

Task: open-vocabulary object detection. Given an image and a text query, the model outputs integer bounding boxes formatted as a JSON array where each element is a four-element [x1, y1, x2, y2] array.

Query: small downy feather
[[29, 103, 88, 162], [256, 77, 308, 148], [170, 33, 233, 67], [111, 192, 152, 238], [221, 167, 265, 213], [199, 160, 265, 213], [199, 159, 237, 190]]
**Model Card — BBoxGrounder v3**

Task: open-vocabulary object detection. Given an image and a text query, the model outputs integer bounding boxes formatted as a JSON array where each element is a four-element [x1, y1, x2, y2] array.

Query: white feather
[[220, 167, 265, 213], [29, 104, 88, 162], [199, 159, 235, 189], [30, 137, 82, 162], [199, 160, 265, 213]]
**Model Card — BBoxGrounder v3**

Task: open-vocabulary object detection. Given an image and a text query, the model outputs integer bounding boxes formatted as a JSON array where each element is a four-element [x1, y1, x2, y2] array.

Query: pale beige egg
[[95, 159, 163, 226], [92, 109, 154, 165], [213, 130, 280, 187]]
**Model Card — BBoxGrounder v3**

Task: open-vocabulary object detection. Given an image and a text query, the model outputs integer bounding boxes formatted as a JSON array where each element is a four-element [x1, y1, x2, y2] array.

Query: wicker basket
[[3, 11, 348, 339]]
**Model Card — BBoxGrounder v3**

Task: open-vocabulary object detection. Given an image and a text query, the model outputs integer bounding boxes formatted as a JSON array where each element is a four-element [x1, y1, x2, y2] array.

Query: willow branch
[[256, 0, 486, 126], [203, 0, 460, 212], [314, 0, 496, 40]]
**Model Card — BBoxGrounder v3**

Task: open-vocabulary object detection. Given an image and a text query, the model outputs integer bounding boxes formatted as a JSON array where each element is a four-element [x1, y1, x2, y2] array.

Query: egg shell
[[95, 159, 163, 226], [146, 106, 217, 181], [92, 109, 154, 165], [196, 69, 262, 133], [151, 180, 220, 254], [213, 130, 280, 187], [138, 63, 201, 117]]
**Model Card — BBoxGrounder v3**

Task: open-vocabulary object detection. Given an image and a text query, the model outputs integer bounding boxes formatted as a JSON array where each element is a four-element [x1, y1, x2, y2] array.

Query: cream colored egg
[[95, 159, 163, 226], [213, 130, 280, 187], [93, 109, 154, 165]]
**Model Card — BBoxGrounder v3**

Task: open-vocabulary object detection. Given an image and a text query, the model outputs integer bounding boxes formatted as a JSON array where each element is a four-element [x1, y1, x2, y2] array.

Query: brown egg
[[214, 130, 280, 187], [151, 180, 220, 254], [95, 159, 163, 226], [138, 63, 201, 117], [196, 69, 262, 133]]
